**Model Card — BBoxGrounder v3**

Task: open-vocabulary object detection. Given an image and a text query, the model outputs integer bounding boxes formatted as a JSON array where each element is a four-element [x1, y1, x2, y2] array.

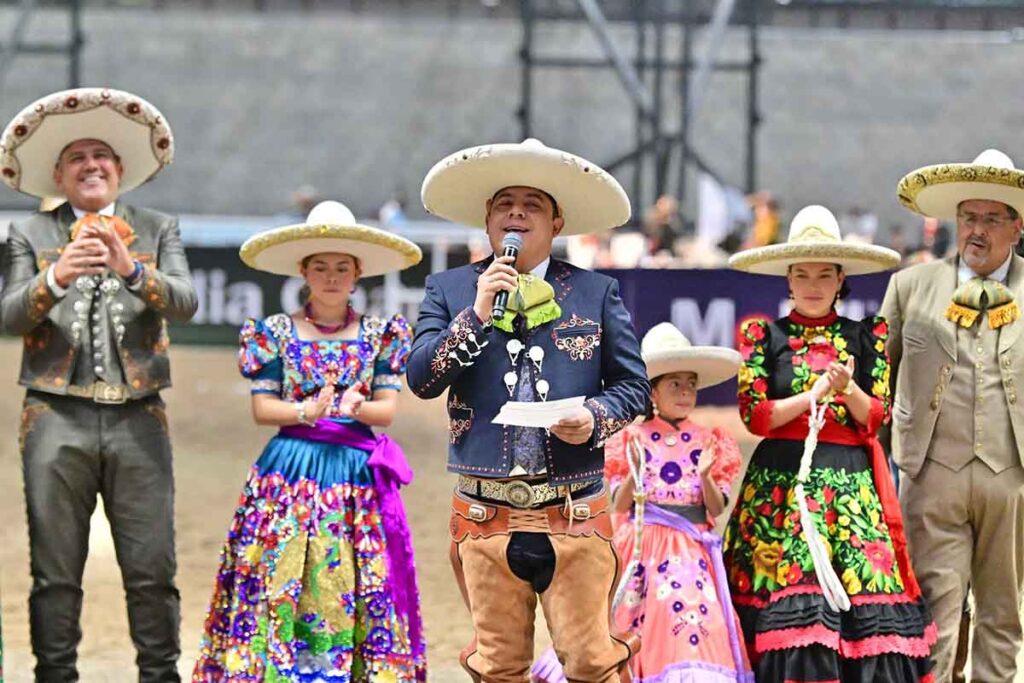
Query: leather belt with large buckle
[[66, 381, 130, 405], [457, 475, 598, 509]]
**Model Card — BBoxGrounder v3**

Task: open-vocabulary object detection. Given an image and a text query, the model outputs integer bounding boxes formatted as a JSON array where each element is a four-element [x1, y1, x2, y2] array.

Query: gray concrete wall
[[1, 7, 1022, 233]]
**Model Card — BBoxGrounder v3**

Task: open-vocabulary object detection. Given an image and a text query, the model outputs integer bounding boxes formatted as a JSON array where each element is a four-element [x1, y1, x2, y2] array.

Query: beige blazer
[[880, 254, 1024, 477]]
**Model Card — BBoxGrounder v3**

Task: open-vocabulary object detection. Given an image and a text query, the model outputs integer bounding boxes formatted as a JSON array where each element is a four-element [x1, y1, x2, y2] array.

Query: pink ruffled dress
[[603, 417, 754, 683]]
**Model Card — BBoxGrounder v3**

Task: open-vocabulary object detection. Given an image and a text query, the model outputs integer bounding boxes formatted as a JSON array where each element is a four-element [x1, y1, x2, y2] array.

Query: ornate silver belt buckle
[[467, 503, 488, 522], [94, 382, 127, 405], [571, 503, 592, 521], [504, 480, 536, 509]]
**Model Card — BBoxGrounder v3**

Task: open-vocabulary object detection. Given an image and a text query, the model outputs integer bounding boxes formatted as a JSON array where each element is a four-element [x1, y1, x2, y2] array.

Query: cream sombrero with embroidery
[[897, 149, 1024, 220], [420, 138, 630, 235], [642, 323, 742, 388], [240, 200, 422, 278], [728, 205, 900, 276], [0, 88, 174, 199]]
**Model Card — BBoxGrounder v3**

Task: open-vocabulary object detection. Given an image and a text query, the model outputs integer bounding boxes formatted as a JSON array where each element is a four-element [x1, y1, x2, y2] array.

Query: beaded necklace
[[303, 301, 356, 335]]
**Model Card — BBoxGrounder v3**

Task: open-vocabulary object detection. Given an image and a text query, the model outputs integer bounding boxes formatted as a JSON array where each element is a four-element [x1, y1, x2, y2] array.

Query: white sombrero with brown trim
[[240, 200, 422, 278], [897, 148, 1024, 220], [728, 205, 901, 276], [641, 323, 742, 388], [420, 138, 631, 235], [0, 88, 173, 199]]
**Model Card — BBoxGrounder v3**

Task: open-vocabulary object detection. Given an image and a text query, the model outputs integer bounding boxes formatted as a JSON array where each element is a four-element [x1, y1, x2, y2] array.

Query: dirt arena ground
[[0, 340, 1020, 681]]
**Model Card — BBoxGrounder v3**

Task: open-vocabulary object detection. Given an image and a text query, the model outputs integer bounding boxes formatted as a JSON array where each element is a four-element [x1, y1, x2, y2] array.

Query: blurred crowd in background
[[353, 183, 972, 271], [261, 180, 976, 272]]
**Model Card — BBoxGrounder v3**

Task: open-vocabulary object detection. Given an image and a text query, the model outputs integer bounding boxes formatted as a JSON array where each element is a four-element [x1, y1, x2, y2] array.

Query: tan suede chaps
[[448, 489, 639, 683]]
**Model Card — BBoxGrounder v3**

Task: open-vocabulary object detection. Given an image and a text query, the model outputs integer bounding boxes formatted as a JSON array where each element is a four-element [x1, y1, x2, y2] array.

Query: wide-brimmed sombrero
[[0, 88, 173, 199], [897, 148, 1024, 220], [728, 205, 901, 276], [420, 138, 630, 235], [642, 322, 742, 388], [239, 200, 422, 278]]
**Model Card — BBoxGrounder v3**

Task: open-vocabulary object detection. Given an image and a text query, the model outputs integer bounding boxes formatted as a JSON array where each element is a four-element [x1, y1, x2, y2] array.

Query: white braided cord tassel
[[798, 392, 851, 612]]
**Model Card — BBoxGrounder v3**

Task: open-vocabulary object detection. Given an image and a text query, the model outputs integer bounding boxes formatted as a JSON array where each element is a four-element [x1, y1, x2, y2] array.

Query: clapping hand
[[826, 357, 856, 395], [305, 384, 335, 423], [337, 382, 366, 418], [810, 373, 832, 403], [697, 438, 716, 479]]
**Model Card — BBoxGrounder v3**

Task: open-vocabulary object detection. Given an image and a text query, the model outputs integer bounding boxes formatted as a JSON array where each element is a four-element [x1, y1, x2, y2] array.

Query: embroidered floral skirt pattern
[[722, 440, 935, 682], [193, 435, 425, 682], [613, 509, 754, 683]]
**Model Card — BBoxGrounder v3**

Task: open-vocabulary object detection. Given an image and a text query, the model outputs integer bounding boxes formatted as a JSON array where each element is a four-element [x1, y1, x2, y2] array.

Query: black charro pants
[[20, 391, 181, 682]]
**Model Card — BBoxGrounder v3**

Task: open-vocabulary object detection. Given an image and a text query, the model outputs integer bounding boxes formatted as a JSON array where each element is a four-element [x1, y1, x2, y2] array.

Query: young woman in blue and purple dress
[[193, 201, 426, 682]]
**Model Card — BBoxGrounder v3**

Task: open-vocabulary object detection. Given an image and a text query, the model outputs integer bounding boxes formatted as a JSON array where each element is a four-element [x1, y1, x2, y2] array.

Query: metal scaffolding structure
[[517, 0, 763, 222], [0, 0, 83, 97]]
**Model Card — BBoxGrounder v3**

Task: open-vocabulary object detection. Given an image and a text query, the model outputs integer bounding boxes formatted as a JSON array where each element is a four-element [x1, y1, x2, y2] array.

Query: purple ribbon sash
[[645, 503, 751, 680], [279, 420, 422, 658]]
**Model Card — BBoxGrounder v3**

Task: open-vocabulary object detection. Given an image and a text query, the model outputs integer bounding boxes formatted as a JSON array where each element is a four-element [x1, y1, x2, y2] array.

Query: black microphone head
[[501, 232, 524, 251]]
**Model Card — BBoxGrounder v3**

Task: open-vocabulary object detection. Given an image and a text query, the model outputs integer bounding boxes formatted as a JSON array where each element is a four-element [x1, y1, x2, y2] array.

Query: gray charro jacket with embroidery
[[0, 202, 197, 398]]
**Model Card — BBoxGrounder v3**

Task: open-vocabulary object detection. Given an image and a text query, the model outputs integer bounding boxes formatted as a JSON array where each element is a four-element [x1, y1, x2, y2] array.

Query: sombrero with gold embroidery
[[641, 323, 742, 388], [0, 88, 173, 199], [240, 200, 422, 278], [420, 138, 631, 235], [897, 148, 1024, 220], [728, 205, 901, 276]]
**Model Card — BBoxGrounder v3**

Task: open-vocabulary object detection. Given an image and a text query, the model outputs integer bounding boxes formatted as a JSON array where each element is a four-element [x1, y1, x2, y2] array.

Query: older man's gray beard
[[961, 237, 993, 270]]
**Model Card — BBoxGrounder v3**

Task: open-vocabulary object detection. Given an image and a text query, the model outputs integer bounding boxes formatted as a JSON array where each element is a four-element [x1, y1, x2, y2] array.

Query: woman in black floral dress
[[722, 206, 936, 682]]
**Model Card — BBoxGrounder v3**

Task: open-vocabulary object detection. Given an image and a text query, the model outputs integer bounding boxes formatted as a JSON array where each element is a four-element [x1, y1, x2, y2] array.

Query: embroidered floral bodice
[[605, 417, 743, 508], [238, 312, 412, 412]]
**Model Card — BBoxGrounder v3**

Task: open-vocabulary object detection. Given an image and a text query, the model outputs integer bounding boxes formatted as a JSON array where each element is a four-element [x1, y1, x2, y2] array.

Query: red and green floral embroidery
[[724, 463, 904, 597], [866, 316, 892, 421], [737, 315, 892, 431], [785, 318, 848, 391], [785, 318, 854, 425], [737, 318, 769, 426]]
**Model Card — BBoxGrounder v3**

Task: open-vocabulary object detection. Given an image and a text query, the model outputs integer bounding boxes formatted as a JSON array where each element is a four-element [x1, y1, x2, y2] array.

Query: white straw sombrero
[[728, 205, 900, 276], [421, 138, 630, 235], [0, 88, 173, 199], [897, 148, 1024, 220], [240, 200, 422, 278], [642, 323, 742, 388]]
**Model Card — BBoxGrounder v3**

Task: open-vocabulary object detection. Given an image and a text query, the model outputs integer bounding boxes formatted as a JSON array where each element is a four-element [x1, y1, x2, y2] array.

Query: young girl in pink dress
[[532, 322, 753, 682], [599, 322, 754, 682]]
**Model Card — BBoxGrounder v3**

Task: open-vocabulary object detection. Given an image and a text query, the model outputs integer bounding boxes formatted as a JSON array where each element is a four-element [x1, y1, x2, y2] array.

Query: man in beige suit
[[882, 149, 1024, 682]]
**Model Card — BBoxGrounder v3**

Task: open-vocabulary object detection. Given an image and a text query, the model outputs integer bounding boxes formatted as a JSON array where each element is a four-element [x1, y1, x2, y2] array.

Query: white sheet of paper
[[491, 395, 587, 428]]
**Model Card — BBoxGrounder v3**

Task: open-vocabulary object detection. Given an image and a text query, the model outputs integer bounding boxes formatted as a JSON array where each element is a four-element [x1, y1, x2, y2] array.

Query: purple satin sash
[[645, 504, 752, 681], [279, 420, 422, 658]]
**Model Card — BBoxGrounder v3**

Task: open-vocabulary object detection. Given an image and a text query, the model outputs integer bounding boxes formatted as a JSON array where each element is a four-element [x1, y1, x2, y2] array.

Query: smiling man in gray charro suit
[[0, 88, 196, 682], [883, 149, 1024, 683]]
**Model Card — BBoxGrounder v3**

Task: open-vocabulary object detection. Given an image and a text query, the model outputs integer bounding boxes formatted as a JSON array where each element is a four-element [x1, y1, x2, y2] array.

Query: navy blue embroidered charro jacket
[[406, 257, 649, 485]]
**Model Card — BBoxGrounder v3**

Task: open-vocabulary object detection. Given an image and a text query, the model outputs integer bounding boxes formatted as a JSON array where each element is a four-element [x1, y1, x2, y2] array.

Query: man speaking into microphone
[[408, 139, 648, 682], [489, 231, 522, 320]]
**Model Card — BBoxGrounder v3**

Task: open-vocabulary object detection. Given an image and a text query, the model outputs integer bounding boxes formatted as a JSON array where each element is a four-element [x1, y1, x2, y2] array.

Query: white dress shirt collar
[[71, 202, 116, 219], [528, 257, 550, 280], [958, 251, 1013, 285]]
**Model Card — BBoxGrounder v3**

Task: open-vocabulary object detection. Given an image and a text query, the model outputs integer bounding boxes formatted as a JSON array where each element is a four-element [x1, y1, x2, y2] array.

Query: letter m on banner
[[670, 298, 735, 347]]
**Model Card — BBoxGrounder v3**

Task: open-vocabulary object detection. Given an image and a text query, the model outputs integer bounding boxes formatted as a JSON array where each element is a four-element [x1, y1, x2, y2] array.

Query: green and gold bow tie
[[492, 273, 562, 333], [946, 276, 1019, 329]]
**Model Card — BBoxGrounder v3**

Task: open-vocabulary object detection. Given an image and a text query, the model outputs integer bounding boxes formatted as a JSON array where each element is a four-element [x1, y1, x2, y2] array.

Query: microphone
[[491, 232, 523, 320]]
